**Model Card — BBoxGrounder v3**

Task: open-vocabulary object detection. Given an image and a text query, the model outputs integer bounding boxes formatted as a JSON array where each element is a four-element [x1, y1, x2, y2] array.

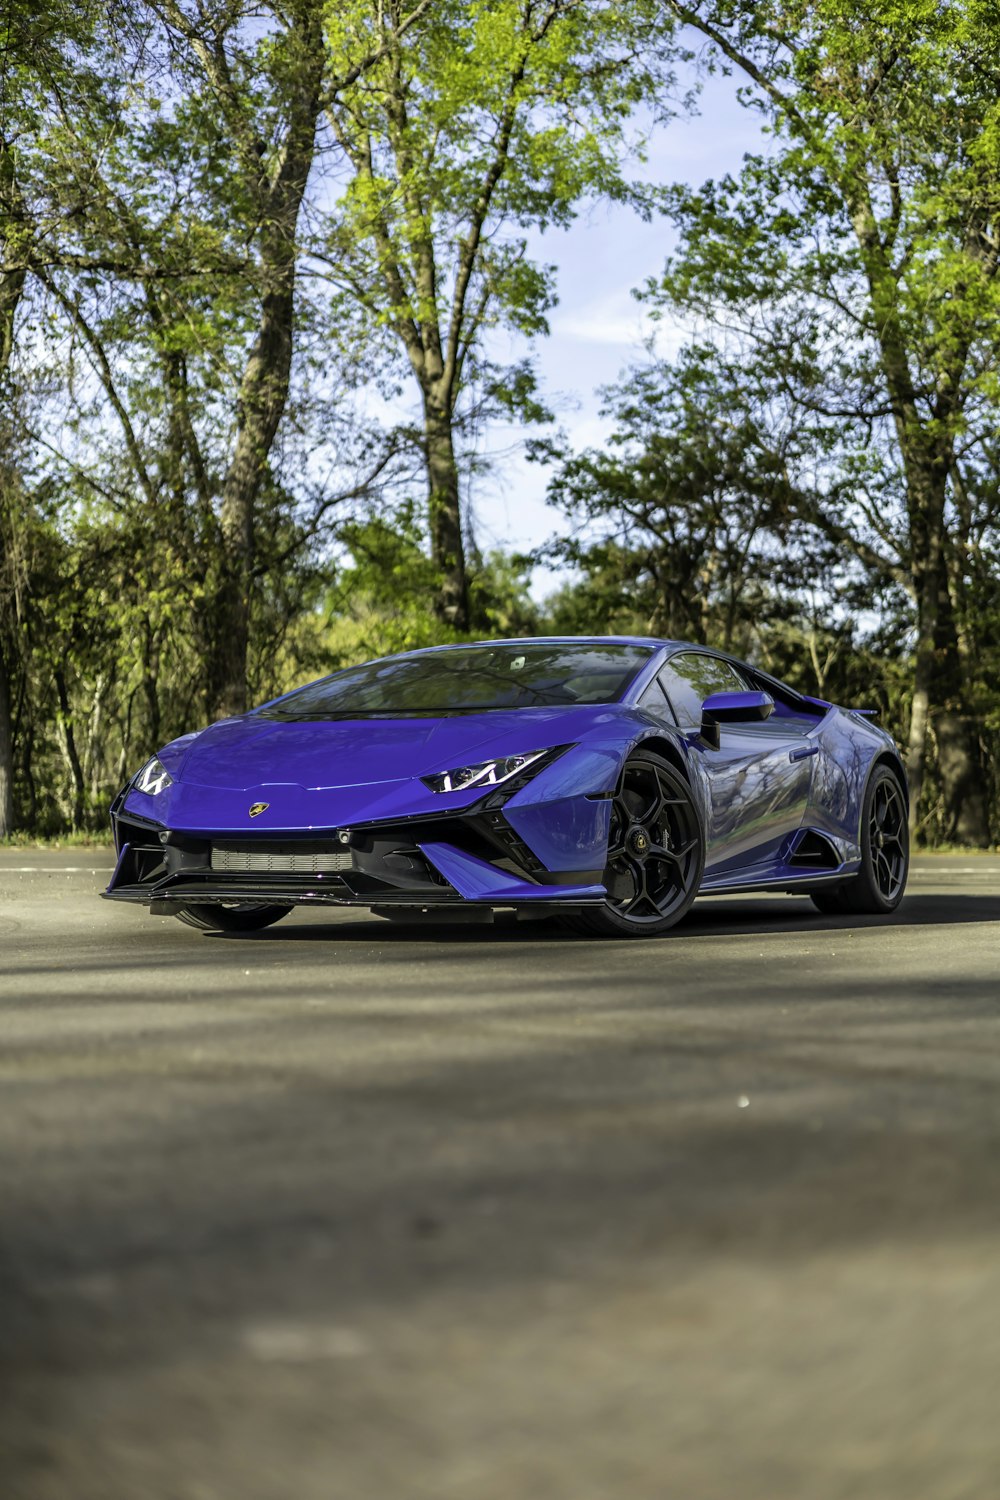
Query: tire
[[809, 888, 849, 915], [568, 751, 705, 938], [809, 764, 909, 916], [174, 903, 292, 933]]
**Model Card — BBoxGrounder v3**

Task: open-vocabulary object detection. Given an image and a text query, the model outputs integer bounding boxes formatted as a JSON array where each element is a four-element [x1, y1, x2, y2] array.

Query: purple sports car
[[104, 637, 909, 937]]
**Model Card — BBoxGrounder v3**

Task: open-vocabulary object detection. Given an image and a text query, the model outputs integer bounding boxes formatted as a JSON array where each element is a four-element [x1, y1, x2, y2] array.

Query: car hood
[[171, 705, 617, 791]]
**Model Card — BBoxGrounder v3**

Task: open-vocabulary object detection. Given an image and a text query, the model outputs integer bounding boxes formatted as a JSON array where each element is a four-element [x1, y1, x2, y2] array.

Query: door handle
[[789, 744, 820, 762]]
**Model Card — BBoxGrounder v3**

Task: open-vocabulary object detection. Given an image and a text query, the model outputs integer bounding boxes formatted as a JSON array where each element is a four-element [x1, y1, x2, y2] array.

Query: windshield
[[258, 642, 653, 719]]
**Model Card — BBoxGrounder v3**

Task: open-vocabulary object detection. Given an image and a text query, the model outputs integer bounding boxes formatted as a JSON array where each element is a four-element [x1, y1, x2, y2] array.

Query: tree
[[0, 0, 91, 835], [3, 0, 431, 736], [651, 0, 1000, 842], [542, 349, 819, 649], [147, 0, 332, 718], [0, 458, 20, 836], [100, 0, 435, 718], [0, 172, 22, 833], [321, 0, 678, 629]]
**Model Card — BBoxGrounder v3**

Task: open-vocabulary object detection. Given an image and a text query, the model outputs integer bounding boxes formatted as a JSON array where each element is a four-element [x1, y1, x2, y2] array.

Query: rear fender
[[852, 749, 909, 851], [809, 713, 905, 852], [867, 748, 909, 808]]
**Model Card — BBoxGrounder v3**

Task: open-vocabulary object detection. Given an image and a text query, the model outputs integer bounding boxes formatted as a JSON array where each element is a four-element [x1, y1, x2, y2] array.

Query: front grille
[[210, 842, 353, 874]]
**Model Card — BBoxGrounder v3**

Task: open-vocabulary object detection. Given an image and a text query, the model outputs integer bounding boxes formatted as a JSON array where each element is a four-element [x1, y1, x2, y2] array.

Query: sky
[[465, 70, 766, 597]]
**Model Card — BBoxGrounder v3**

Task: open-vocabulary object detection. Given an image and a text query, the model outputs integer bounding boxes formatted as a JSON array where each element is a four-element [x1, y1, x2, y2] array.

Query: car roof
[[388, 635, 687, 656]]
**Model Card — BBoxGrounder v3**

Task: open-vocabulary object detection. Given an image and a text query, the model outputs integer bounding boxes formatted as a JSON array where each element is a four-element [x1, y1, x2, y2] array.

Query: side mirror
[[700, 690, 775, 749]]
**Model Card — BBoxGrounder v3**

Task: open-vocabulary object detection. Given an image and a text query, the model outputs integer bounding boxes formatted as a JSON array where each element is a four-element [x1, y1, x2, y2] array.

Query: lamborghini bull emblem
[[248, 802, 269, 818]]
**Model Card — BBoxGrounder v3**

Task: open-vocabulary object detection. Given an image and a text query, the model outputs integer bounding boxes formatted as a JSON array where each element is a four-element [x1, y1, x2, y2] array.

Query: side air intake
[[788, 830, 841, 870]]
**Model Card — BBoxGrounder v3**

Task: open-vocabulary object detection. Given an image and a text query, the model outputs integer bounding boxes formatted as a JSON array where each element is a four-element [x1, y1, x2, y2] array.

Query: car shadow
[[205, 891, 1000, 945]]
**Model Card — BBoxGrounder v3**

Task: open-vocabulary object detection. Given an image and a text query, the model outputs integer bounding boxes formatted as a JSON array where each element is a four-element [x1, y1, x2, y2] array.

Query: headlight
[[133, 757, 173, 795], [422, 749, 551, 794]]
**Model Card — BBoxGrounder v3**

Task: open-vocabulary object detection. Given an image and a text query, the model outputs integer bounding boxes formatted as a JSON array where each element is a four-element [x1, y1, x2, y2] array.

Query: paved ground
[[1, 851, 999, 1500]]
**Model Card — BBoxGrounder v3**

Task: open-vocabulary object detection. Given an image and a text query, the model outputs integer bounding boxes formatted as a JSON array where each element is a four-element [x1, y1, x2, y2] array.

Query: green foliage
[[540, 346, 844, 649], [1, 0, 998, 845], [323, 0, 676, 366], [635, 0, 1000, 841], [305, 502, 540, 677], [316, 0, 682, 623]]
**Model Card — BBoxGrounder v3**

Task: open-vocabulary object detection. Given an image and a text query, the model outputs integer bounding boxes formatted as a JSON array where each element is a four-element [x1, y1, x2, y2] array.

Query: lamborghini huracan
[[104, 637, 910, 936]]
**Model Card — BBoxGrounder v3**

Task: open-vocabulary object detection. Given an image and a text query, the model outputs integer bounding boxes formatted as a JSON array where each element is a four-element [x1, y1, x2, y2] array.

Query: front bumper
[[103, 806, 606, 912]]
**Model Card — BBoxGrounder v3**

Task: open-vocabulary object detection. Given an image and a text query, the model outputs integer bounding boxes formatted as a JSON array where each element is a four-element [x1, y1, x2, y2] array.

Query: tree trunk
[[904, 502, 942, 832], [209, 280, 298, 721], [54, 669, 85, 829], [906, 533, 990, 845], [1, 137, 26, 838], [842, 185, 989, 842], [205, 8, 324, 720], [424, 397, 469, 630], [141, 623, 161, 751], [21, 722, 37, 830], [0, 641, 13, 837], [935, 711, 990, 845]]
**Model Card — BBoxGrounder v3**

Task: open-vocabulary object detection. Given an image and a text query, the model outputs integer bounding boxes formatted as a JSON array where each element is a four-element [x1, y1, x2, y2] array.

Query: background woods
[[1, 0, 998, 843]]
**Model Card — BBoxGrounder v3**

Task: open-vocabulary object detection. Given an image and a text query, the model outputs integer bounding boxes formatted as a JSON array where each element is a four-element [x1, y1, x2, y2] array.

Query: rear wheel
[[174, 903, 292, 933], [810, 765, 908, 916], [569, 751, 704, 938]]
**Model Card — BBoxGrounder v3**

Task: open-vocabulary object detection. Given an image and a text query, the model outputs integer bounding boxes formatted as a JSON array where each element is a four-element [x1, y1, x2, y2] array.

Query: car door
[[658, 652, 817, 878]]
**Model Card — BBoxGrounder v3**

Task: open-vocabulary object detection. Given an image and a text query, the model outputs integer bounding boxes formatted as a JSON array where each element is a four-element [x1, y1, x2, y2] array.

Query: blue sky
[[468, 70, 764, 594]]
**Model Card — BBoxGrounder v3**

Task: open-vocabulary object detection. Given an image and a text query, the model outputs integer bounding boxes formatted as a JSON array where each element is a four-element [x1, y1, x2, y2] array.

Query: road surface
[[1, 851, 999, 1499]]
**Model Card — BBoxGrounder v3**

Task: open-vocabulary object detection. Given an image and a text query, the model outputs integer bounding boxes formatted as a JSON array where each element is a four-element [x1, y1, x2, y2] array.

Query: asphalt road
[[1, 851, 999, 1500]]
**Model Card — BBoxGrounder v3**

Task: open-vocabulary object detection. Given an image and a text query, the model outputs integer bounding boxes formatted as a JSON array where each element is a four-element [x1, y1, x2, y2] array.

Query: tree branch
[[37, 271, 157, 506]]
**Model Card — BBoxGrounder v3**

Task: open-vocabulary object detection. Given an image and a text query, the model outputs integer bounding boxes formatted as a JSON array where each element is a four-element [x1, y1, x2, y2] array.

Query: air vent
[[788, 830, 840, 870], [211, 842, 352, 874], [480, 810, 546, 874]]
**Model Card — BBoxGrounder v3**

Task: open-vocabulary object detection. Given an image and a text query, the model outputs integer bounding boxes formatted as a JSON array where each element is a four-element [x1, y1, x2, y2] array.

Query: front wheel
[[810, 764, 909, 916], [568, 751, 704, 938], [174, 903, 292, 933]]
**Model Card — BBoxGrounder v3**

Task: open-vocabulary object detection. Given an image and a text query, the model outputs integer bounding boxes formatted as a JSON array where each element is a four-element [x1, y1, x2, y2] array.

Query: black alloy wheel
[[810, 764, 909, 916], [570, 751, 704, 938], [174, 903, 292, 933]]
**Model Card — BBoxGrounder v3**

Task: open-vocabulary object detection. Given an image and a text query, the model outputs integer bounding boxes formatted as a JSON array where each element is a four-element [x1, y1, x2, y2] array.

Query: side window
[[660, 652, 748, 729], [638, 677, 677, 723]]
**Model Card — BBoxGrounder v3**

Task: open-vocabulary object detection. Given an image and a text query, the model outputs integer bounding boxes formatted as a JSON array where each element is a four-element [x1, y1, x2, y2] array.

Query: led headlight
[[133, 756, 173, 795], [422, 749, 551, 795]]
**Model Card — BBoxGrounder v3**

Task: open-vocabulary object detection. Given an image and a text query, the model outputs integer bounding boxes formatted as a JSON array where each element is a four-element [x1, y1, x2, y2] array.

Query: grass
[[912, 844, 1000, 856], [0, 831, 116, 850]]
